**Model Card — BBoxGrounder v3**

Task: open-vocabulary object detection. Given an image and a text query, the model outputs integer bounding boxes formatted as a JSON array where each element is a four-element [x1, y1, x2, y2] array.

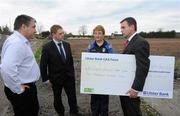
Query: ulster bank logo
[[143, 91, 169, 97]]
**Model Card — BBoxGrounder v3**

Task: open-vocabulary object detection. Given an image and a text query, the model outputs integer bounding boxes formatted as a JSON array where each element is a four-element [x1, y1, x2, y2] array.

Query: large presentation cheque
[[80, 52, 175, 99]]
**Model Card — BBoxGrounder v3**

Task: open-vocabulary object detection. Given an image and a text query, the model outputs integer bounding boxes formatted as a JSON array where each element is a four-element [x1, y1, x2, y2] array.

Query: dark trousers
[[120, 96, 142, 116], [4, 83, 39, 116], [91, 94, 109, 116], [52, 78, 78, 116]]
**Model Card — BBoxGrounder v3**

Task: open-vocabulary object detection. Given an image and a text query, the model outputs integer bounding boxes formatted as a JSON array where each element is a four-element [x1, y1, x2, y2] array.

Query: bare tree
[[36, 23, 44, 34], [0, 25, 11, 35], [78, 25, 87, 36]]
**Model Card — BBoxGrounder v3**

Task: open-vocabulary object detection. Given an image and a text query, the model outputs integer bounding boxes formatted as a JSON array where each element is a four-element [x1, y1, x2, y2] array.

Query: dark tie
[[58, 43, 66, 62], [123, 40, 129, 48]]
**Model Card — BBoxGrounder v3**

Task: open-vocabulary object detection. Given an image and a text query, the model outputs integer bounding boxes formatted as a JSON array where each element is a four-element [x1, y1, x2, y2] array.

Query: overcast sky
[[0, 0, 180, 35]]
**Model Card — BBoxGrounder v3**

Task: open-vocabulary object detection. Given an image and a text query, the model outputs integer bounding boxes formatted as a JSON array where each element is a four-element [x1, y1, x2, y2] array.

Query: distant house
[[111, 33, 123, 39]]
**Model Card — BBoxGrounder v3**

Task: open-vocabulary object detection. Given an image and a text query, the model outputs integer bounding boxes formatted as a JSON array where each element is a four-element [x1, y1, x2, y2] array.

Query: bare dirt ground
[[0, 39, 124, 116], [67, 38, 180, 59], [143, 79, 180, 116], [1, 38, 180, 116]]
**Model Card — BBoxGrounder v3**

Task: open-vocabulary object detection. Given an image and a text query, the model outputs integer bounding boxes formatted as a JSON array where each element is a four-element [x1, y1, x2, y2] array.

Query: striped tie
[[58, 43, 66, 62]]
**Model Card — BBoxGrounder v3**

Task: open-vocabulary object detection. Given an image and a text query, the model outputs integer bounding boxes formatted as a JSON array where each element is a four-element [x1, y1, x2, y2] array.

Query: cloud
[[0, 0, 179, 34]]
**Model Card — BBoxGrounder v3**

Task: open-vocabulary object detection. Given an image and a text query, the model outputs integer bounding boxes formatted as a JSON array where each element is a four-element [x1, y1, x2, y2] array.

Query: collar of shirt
[[53, 39, 63, 46], [14, 31, 29, 45], [128, 32, 137, 42], [94, 40, 105, 48], [53, 39, 63, 53]]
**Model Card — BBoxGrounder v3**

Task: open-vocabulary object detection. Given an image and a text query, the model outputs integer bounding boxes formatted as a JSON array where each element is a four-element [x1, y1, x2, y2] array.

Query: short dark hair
[[50, 25, 63, 35], [120, 17, 137, 31], [14, 14, 36, 30]]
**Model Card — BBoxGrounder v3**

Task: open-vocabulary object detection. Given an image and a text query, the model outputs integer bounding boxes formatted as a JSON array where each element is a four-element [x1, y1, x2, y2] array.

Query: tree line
[[0, 25, 12, 35], [139, 30, 176, 38], [40, 30, 177, 39], [0, 25, 178, 39]]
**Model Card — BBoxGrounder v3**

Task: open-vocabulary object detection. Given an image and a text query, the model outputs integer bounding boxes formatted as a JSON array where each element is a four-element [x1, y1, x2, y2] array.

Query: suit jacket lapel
[[51, 41, 58, 53], [62, 41, 68, 60], [51, 40, 65, 61], [122, 34, 138, 54]]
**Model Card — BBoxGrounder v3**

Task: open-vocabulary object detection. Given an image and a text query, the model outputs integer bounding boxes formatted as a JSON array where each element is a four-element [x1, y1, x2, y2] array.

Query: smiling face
[[20, 20, 36, 40], [14, 15, 37, 40], [24, 20, 36, 39]]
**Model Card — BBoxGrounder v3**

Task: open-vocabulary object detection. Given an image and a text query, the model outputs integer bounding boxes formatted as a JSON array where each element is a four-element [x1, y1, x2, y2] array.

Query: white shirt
[[0, 31, 40, 94], [53, 39, 66, 59], [128, 32, 137, 42]]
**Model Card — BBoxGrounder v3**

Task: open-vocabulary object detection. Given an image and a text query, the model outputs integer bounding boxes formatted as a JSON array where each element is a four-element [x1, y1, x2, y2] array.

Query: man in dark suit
[[119, 17, 150, 116], [40, 25, 84, 116]]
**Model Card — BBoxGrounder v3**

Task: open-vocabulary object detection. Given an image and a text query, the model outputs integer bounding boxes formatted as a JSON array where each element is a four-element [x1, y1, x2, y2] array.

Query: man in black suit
[[119, 17, 150, 116], [40, 25, 83, 116]]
